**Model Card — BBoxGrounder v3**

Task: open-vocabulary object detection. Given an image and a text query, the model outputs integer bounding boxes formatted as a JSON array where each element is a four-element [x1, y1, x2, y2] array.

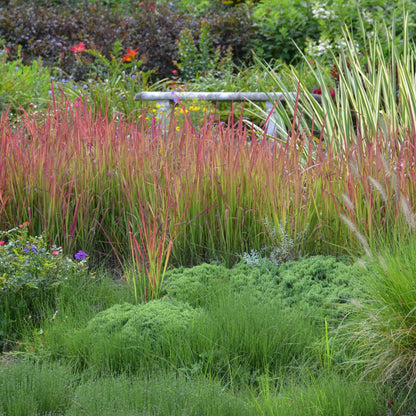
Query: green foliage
[[192, 290, 319, 383], [0, 46, 51, 115], [345, 235, 416, 403], [177, 28, 200, 81], [176, 18, 237, 81], [252, 372, 382, 416], [84, 299, 198, 346], [65, 371, 252, 416], [52, 299, 200, 374], [0, 0, 253, 83], [164, 262, 237, 307], [274, 255, 362, 318], [0, 223, 89, 294], [0, 360, 75, 416], [250, 0, 320, 63], [304, 0, 416, 64], [250, 0, 416, 65], [165, 256, 361, 319], [251, 14, 416, 154], [46, 282, 319, 382], [166, 0, 212, 14], [0, 223, 91, 351]]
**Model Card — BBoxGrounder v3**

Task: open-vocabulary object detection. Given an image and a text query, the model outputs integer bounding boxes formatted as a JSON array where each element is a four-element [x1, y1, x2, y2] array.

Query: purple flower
[[75, 250, 88, 260], [24, 245, 38, 255], [171, 90, 179, 104]]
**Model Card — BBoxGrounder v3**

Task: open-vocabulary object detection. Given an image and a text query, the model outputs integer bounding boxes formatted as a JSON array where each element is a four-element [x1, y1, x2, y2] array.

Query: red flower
[[313, 86, 336, 100], [69, 42, 86, 54], [122, 48, 139, 62], [24, 221, 29, 226], [0, 241, 5, 245]]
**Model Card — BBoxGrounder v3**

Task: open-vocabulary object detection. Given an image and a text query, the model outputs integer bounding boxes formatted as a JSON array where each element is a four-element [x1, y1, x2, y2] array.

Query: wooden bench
[[134, 91, 322, 135]]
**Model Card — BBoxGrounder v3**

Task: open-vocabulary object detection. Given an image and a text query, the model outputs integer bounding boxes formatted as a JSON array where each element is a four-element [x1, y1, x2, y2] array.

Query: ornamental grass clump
[[5, 83, 416, 270], [343, 232, 416, 409], [252, 13, 416, 156]]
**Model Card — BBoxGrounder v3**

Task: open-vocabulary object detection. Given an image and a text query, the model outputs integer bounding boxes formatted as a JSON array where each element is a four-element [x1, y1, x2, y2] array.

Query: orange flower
[[122, 47, 139, 62], [69, 42, 86, 54]]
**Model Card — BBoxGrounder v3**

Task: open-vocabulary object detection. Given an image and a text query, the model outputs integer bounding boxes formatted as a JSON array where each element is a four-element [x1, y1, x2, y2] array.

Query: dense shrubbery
[[1, 0, 416, 85], [0, 0, 253, 82], [249, 0, 320, 64]]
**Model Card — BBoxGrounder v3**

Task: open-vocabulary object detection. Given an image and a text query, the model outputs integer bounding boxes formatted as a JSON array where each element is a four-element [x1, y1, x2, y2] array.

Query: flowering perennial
[[122, 48, 139, 62], [69, 42, 86, 54]]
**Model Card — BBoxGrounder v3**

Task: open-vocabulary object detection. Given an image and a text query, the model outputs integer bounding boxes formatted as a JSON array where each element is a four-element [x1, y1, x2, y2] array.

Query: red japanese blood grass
[[2, 96, 416, 271]]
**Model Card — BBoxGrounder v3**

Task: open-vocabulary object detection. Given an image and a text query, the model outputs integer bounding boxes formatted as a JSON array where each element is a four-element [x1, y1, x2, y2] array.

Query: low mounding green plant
[[192, 290, 319, 385], [164, 262, 236, 307], [60, 299, 199, 373], [165, 257, 361, 319], [84, 300, 197, 345], [274, 255, 362, 318], [46, 289, 318, 383], [0, 222, 91, 351]]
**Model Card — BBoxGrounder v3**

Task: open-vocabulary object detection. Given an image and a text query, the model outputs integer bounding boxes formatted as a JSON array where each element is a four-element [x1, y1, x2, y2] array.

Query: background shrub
[[0, 0, 253, 83], [249, 0, 320, 64]]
